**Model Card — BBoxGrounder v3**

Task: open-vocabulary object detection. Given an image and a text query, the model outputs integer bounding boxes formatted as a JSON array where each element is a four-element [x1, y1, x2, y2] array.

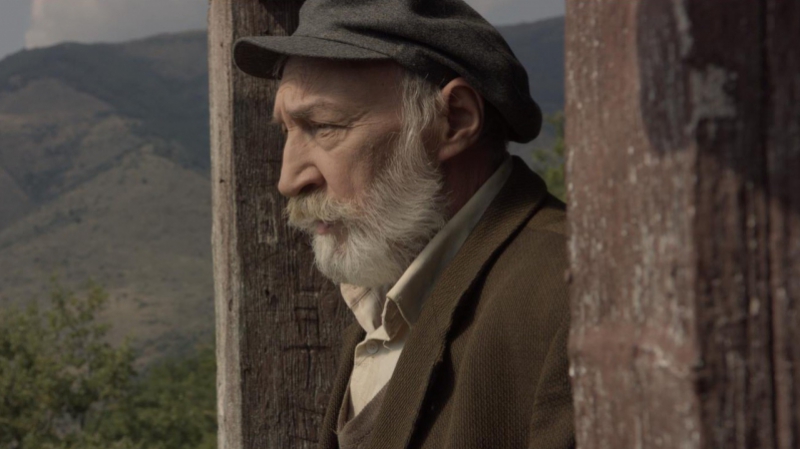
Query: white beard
[[286, 130, 447, 289]]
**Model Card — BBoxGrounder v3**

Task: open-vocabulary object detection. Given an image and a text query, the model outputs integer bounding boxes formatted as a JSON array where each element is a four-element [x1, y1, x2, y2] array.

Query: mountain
[[502, 17, 564, 115], [499, 17, 565, 159], [0, 31, 213, 361], [0, 19, 564, 362]]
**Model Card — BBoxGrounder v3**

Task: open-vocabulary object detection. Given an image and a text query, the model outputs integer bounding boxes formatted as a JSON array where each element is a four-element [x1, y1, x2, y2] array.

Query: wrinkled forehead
[[275, 57, 405, 115]]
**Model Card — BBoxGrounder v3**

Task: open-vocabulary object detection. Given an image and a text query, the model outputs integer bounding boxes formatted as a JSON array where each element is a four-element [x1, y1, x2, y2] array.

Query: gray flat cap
[[234, 0, 542, 143]]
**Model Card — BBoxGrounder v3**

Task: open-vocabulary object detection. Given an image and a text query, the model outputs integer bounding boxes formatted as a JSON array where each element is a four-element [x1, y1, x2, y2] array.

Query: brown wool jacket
[[319, 157, 575, 449]]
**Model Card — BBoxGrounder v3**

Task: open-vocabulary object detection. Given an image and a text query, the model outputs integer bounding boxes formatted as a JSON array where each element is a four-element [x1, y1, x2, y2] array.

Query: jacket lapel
[[319, 321, 365, 449], [368, 157, 550, 448]]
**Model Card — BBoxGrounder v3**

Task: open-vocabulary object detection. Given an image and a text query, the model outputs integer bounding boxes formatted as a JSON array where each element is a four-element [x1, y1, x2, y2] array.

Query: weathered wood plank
[[209, 1, 351, 448], [567, 0, 798, 447], [766, 1, 800, 448]]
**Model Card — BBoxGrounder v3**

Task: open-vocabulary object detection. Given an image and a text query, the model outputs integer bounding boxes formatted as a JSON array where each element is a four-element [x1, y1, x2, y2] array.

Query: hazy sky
[[0, 0, 564, 62]]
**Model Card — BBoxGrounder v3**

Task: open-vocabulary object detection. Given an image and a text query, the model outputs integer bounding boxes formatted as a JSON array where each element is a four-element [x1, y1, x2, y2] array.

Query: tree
[[106, 345, 217, 449], [0, 282, 136, 449], [0, 283, 217, 449], [531, 111, 565, 201]]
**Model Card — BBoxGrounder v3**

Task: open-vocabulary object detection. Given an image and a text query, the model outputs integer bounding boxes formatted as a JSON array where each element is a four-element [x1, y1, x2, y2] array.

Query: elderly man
[[233, 0, 573, 448]]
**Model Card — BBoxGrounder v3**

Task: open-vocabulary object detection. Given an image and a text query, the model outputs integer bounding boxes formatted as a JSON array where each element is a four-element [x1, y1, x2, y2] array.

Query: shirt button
[[366, 341, 379, 355]]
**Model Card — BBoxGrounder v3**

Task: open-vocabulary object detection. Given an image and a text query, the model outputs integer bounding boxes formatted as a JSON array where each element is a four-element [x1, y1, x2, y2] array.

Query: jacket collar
[[368, 156, 550, 449], [319, 321, 366, 449]]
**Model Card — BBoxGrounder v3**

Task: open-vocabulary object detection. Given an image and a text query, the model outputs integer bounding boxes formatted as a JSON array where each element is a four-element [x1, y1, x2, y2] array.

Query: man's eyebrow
[[273, 100, 349, 124]]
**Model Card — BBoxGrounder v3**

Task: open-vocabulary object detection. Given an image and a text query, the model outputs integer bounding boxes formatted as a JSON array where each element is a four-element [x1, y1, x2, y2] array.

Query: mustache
[[285, 190, 360, 231]]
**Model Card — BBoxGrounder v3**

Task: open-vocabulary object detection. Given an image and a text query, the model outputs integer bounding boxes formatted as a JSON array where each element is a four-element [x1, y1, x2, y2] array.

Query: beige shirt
[[340, 157, 513, 416]]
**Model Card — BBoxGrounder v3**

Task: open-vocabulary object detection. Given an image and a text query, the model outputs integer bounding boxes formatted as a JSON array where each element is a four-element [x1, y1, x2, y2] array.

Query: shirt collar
[[340, 284, 387, 334], [340, 156, 513, 333], [387, 157, 513, 325]]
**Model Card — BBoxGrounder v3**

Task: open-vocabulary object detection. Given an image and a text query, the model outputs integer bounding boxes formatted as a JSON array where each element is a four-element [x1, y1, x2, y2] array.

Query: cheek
[[315, 151, 372, 201], [315, 122, 400, 201]]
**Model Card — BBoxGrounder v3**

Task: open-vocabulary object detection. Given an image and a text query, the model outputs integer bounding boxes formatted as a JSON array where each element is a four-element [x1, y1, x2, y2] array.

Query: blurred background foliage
[[533, 112, 566, 202], [0, 283, 216, 449]]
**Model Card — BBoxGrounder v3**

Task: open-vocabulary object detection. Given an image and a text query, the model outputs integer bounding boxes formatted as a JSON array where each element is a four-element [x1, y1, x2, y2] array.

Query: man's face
[[275, 57, 447, 288], [274, 57, 404, 206]]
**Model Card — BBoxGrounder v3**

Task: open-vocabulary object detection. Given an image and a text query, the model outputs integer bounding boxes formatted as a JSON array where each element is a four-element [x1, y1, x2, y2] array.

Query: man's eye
[[308, 122, 344, 136], [310, 123, 336, 131]]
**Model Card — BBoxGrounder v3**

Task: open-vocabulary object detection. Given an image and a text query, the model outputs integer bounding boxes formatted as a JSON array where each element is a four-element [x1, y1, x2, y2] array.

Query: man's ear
[[435, 78, 484, 162]]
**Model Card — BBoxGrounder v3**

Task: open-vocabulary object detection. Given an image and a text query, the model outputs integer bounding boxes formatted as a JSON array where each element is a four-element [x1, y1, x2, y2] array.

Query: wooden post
[[567, 0, 799, 448], [208, 1, 351, 448]]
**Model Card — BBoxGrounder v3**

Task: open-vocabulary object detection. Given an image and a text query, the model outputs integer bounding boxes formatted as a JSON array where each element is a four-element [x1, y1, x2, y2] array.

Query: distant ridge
[[499, 17, 564, 115]]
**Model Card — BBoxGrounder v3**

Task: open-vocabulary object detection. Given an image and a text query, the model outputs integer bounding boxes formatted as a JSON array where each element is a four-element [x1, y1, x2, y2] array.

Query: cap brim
[[233, 35, 392, 79]]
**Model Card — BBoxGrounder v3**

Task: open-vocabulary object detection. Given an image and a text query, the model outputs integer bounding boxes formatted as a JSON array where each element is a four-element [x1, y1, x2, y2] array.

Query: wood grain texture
[[209, 1, 352, 448], [566, 0, 798, 447], [766, 1, 800, 448]]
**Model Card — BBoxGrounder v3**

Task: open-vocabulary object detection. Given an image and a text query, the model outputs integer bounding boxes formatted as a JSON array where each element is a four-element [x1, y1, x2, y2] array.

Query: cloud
[[25, 0, 207, 49]]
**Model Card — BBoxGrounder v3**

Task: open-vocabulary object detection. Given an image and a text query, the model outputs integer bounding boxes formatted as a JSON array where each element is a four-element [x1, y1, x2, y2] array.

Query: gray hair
[[398, 71, 445, 160], [398, 70, 510, 162]]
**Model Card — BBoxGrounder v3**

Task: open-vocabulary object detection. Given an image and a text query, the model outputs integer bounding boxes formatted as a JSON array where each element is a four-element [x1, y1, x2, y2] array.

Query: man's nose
[[277, 136, 324, 198]]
